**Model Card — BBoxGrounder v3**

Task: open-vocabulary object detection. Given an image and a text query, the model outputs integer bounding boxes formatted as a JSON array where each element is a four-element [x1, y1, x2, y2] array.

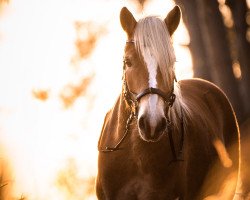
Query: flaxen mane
[[134, 16, 191, 131]]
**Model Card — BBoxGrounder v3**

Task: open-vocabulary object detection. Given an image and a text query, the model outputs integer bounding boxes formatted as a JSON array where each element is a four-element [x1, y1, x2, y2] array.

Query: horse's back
[[180, 78, 239, 144], [180, 78, 240, 199]]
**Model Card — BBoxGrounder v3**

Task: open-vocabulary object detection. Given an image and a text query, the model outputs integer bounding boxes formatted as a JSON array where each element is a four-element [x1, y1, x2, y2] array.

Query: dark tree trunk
[[175, 0, 212, 81], [196, 0, 244, 122], [226, 0, 250, 121], [175, 0, 244, 121], [226, 1, 250, 197]]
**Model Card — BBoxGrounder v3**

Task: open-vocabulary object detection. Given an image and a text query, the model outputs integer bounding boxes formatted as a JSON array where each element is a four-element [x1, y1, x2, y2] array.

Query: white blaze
[[144, 51, 157, 88], [139, 48, 163, 136]]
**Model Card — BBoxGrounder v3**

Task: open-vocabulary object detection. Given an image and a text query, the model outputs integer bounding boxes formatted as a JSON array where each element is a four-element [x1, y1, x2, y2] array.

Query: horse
[[96, 6, 240, 200]]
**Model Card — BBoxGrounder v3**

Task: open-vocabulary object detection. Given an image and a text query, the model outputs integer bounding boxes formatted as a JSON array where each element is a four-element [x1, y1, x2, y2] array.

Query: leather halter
[[137, 87, 174, 102], [122, 65, 176, 118], [122, 40, 176, 116], [98, 40, 184, 163], [123, 79, 176, 117]]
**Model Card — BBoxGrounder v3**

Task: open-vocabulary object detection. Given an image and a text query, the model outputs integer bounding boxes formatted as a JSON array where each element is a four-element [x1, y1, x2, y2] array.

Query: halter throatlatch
[[99, 40, 184, 163]]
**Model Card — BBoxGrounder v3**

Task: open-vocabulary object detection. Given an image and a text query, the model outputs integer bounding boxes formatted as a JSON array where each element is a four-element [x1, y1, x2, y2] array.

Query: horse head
[[120, 6, 181, 142]]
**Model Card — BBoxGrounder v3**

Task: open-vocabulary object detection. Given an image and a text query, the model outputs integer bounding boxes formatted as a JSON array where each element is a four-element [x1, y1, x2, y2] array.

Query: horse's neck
[[98, 95, 131, 149], [114, 95, 131, 134]]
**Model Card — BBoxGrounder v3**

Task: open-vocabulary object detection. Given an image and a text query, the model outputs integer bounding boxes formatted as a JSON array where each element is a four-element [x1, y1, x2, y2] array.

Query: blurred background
[[0, 0, 249, 199]]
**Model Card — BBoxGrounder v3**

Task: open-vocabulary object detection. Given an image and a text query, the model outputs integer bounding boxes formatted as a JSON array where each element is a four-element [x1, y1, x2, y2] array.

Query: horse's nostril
[[138, 115, 150, 135], [138, 116, 146, 131], [155, 118, 167, 133], [139, 115, 166, 141]]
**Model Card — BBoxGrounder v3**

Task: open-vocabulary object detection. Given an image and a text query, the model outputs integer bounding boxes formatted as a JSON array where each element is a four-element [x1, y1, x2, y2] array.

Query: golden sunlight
[[0, 0, 192, 199]]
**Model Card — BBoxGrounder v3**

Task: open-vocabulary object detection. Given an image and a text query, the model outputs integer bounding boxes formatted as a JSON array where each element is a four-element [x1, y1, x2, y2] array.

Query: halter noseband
[[136, 87, 175, 103]]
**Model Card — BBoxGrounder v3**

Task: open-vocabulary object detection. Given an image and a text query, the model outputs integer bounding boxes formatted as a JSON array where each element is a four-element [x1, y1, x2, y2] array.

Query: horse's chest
[[98, 151, 182, 200], [115, 175, 180, 200]]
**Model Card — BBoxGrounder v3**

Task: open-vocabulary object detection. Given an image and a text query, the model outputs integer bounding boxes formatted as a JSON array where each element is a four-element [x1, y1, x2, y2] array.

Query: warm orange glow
[[247, 28, 250, 43], [32, 89, 49, 101], [218, 2, 234, 28], [60, 75, 93, 108], [0, 0, 193, 199], [204, 172, 238, 200], [213, 139, 232, 168], [232, 61, 242, 80], [247, 0, 250, 8]]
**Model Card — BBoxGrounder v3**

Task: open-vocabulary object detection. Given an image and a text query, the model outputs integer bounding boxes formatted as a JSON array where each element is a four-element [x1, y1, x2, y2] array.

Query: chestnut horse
[[96, 6, 240, 200]]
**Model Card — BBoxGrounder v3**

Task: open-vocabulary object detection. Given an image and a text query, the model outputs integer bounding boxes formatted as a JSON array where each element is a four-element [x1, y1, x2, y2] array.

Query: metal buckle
[[168, 93, 176, 107], [131, 100, 138, 117]]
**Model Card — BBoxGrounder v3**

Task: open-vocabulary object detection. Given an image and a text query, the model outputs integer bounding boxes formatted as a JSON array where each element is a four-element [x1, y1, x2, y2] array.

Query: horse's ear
[[164, 5, 181, 36], [120, 7, 137, 38]]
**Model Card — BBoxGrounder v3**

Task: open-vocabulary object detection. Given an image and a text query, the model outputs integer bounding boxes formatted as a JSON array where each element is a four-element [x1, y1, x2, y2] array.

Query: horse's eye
[[124, 59, 132, 68]]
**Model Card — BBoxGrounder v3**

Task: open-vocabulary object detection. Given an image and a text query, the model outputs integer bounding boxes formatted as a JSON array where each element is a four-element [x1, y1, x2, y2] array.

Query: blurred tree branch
[[60, 74, 94, 108], [71, 21, 106, 65]]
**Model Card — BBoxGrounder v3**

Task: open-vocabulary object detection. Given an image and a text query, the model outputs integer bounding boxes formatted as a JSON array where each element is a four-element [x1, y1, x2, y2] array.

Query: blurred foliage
[[129, 0, 148, 11], [17, 195, 27, 200], [60, 74, 94, 108], [56, 158, 95, 200], [0, 156, 12, 200], [63, 20, 106, 109], [30, 21, 102, 106], [32, 89, 49, 101], [0, 0, 9, 7], [0, 0, 9, 19], [71, 21, 106, 65]]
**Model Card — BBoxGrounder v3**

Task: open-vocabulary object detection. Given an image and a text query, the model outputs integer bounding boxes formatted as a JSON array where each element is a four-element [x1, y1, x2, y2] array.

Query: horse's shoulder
[[179, 78, 228, 100], [179, 78, 237, 130], [98, 106, 117, 151], [180, 78, 221, 90], [103, 109, 112, 124], [101, 102, 119, 133], [178, 78, 235, 124]]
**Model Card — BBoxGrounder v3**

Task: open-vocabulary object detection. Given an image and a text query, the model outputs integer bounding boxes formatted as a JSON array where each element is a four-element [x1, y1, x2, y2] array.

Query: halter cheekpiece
[[98, 40, 184, 163]]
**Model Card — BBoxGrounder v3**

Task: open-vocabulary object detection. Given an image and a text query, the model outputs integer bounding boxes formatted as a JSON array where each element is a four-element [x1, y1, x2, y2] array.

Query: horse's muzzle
[[138, 115, 167, 142]]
